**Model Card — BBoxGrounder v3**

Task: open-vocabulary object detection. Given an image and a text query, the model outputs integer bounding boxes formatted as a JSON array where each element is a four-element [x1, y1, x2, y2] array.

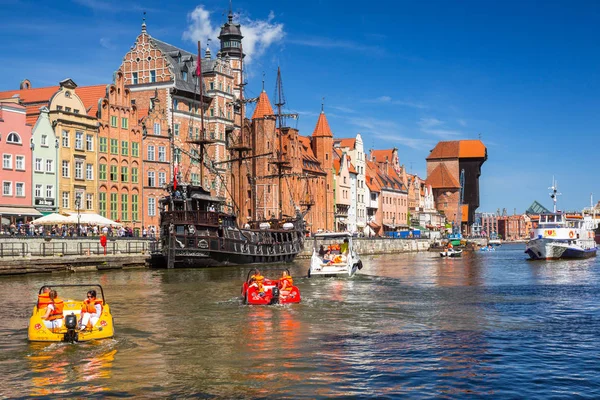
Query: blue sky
[[2, 0, 600, 213]]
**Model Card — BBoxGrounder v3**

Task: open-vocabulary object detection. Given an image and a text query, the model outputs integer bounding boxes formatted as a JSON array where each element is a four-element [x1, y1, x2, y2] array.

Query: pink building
[[0, 101, 39, 229]]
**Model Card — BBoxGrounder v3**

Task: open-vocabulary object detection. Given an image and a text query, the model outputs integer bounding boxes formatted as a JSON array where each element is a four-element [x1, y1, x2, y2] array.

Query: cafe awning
[[0, 206, 42, 216]]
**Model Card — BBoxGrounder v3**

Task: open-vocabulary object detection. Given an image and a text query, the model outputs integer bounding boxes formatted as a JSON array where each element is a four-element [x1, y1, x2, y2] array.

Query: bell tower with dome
[[218, 7, 245, 103]]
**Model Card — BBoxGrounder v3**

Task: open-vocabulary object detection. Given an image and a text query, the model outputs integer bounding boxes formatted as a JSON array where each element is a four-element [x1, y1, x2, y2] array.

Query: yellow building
[[48, 79, 102, 215]]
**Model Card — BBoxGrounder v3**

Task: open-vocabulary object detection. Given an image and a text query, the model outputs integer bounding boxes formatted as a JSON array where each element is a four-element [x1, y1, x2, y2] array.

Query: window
[[2, 154, 11, 169], [147, 145, 155, 161], [188, 126, 193, 138], [41, 135, 48, 146], [210, 108, 214, 117], [62, 191, 69, 208], [148, 171, 155, 187], [158, 146, 165, 162], [46, 159, 54, 173], [6, 132, 21, 144], [110, 139, 118, 154], [62, 160, 69, 177], [191, 149, 198, 165], [121, 141, 129, 156], [56, 105, 63, 111], [110, 165, 117, 181], [121, 166, 128, 182], [35, 158, 42, 172], [121, 194, 128, 221], [158, 172, 166, 187], [174, 124, 180, 136], [110, 193, 118, 221], [99, 164, 107, 180], [148, 197, 156, 216], [99, 192, 106, 217], [65, 107, 71, 113], [154, 122, 161, 135], [61, 130, 69, 147], [173, 99, 178, 110], [131, 167, 138, 183], [46, 185, 53, 199], [131, 142, 139, 157], [110, 116, 117, 128], [35, 184, 42, 198], [132, 72, 138, 85], [150, 70, 156, 83], [2, 181, 11, 196], [75, 160, 83, 179], [132, 194, 138, 221], [86, 193, 93, 210], [182, 71, 187, 81], [121, 117, 128, 129], [86, 135, 93, 151], [99, 137, 107, 152], [191, 173, 199, 185], [15, 155, 24, 170], [86, 164, 93, 180], [75, 131, 83, 150], [209, 82, 214, 90]]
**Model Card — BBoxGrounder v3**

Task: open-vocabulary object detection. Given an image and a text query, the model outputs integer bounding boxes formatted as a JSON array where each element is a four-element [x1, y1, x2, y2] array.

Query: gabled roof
[[427, 140, 486, 160], [426, 164, 461, 188], [365, 161, 381, 192], [252, 91, 274, 119], [370, 149, 396, 164], [74, 85, 107, 117], [298, 135, 325, 174], [312, 111, 333, 137], [334, 138, 356, 149]]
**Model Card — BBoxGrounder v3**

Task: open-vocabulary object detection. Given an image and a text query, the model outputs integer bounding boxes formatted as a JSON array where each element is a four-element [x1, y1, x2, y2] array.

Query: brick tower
[[311, 106, 334, 231]]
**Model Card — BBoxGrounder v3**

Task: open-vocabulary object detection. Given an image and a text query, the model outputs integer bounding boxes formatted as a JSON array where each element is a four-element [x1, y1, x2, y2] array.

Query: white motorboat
[[440, 248, 463, 257], [308, 232, 362, 277], [525, 179, 598, 260]]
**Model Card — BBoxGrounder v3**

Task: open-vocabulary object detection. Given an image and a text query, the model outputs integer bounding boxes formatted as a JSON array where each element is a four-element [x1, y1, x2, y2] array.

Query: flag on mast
[[173, 157, 178, 190]]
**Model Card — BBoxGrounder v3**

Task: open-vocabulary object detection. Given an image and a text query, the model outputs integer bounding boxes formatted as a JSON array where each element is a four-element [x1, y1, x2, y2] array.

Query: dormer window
[[65, 91, 71, 98], [182, 71, 188, 81], [7, 132, 21, 144]]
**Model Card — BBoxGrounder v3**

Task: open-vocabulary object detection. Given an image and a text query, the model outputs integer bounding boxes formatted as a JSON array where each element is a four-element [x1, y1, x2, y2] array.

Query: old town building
[[426, 140, 487, 235], [334, 134, 367, 233], [31, 107, 58, 216], [0, 100, 39, 225], [48, 79, 103, 215], [97, 71, 143, 232], [333, 149, 353, 232]]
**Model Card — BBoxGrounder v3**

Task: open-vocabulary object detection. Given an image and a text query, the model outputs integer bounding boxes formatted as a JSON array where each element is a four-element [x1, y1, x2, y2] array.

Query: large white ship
[[525, 179, 598, 260]]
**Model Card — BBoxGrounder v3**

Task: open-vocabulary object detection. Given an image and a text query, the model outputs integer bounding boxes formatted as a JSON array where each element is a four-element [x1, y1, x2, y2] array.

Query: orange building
[[96, 71, 143, 232], [426, 140, 487, 234]]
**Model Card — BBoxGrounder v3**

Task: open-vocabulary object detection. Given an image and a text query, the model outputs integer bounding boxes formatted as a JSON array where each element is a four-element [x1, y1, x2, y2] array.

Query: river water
[[1, 243, 600, 398]]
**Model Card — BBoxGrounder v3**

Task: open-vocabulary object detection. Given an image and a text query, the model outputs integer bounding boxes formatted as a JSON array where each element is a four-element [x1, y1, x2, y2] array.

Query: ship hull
[[151, 248, 299, 268], [525, 238, 597, 260]]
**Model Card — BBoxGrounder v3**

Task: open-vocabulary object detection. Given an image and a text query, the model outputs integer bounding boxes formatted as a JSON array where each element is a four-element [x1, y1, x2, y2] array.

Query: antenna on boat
[[548, 176, 561, 213]]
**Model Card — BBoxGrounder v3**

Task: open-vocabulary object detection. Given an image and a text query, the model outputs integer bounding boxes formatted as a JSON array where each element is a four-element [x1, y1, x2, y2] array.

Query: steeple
[[218, 1, 244, 59], [252, 90, 274, 119], [312, 108, 333, 137], [205, 42, 212, 59], [141, 11, 147, 33]]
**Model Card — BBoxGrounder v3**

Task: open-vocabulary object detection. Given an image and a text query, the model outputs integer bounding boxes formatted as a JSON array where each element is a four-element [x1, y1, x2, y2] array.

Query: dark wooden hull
[[151, 247, 301, 268]]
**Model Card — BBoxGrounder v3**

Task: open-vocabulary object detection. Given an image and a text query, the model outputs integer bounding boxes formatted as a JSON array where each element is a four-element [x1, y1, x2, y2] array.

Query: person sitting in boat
[[37, 286, 52, 309], [318, 245, 327, 257], [41, 290, 63, 330], [341, 239, 350, 258], [249, 270, 266, 296], [79, 290, 103, 331], [279, 271, 294, 296], [447, 242, 454, 250]]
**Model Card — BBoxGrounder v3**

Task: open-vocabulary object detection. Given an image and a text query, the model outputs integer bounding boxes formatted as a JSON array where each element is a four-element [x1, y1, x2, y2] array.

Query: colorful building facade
[[31, 106, 58, 215]]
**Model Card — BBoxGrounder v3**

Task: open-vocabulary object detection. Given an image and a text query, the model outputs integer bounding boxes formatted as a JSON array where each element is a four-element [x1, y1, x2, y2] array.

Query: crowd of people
[[0, 222, 157, 238]]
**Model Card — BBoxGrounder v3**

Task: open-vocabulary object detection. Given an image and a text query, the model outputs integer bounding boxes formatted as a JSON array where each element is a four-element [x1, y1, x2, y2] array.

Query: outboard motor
[[270, 287, 280, 305], [63, 313, 78, 343]]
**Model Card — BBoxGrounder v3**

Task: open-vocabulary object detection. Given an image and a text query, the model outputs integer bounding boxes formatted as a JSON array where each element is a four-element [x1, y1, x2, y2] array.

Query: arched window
[[7, 132, 21, 144]]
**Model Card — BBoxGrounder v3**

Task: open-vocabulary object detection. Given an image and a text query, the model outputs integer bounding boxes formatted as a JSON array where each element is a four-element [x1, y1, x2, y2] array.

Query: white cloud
[[418, 117, 463, 138], [182, 6, 284, 65], [365, 95, 428, 109], [457, 119, 467, 127], [99, 37, 116, 50]]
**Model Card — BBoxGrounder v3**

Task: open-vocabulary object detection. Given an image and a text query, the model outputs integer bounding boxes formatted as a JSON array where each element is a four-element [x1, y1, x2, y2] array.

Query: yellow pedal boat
[[28, 284, 115, 342]]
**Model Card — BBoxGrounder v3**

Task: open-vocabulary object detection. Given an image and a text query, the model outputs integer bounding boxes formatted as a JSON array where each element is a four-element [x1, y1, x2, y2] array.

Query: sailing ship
[[151, 42, 309, 268], [525, 179, 598, 260]]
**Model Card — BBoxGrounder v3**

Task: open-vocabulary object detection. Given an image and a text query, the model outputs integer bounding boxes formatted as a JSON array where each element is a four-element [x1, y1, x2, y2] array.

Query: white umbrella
[[65, 213, 123, 227], [33, 213, 71, 225]]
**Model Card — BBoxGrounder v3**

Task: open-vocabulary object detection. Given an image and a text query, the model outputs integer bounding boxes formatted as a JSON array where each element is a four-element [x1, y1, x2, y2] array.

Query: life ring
[[569, 231, 574, 239]]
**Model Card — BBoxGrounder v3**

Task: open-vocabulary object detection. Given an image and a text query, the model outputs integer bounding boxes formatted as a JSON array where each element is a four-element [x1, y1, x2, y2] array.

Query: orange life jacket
[[251, 274, 265, 292], [46, 299, 64, 321], [37, 293, 51, 309], [81, 299, 103, 314], [280, 276, 293, 291]]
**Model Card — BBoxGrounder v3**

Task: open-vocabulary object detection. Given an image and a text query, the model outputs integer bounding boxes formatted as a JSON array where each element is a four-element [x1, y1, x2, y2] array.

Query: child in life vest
[[79, 290, 102, 330]]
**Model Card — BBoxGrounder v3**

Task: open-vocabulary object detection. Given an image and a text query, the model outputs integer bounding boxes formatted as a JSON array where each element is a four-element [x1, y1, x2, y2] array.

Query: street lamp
[[75, 193, 81, 236]]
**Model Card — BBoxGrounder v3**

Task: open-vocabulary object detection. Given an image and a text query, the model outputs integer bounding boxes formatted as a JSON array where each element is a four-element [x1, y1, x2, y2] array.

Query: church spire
[[141, 11, 147, 33], [252, 90, 274, 119], [312, 107, 333, 137]]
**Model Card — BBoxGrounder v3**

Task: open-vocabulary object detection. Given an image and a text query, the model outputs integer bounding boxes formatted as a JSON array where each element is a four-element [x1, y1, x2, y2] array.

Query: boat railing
[[161, 210, 220, 225]]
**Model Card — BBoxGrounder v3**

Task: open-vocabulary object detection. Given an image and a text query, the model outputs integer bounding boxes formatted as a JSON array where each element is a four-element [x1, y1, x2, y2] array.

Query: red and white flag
[[173, 160, 179, 190]]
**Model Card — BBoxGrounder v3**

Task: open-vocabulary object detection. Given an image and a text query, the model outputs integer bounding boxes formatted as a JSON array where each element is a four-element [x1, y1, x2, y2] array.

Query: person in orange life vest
[[42, 290, 63, 329], [37, 287, 52, 309], [79, 290, 103, 330], [447, 242, 454, 250], [279, 271, 294, 295], [250, 270, 266, 296]]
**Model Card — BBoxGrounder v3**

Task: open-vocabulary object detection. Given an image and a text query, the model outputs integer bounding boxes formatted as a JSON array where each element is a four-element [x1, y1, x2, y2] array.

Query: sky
[[1, 0, 600, 213]]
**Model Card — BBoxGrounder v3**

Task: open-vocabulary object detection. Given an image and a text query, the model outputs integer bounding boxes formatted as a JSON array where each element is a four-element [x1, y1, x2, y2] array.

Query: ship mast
[[549, 176, 561, 213]]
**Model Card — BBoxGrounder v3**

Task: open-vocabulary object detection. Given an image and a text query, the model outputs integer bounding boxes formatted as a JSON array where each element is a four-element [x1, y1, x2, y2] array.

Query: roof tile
[[252, 91, 274, 119], [312, 111, 333, 137], [426, 164, 461, 188]]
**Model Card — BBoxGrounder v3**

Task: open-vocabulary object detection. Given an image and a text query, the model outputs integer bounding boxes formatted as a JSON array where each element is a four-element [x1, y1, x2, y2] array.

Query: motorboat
[[480, 246, 495, 252], [440, 248, 463, 257], [525, 180, 598, 260], [308, 232, 363, 278], [28, 284, 114, 342], [241, 268, 301, 305]]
